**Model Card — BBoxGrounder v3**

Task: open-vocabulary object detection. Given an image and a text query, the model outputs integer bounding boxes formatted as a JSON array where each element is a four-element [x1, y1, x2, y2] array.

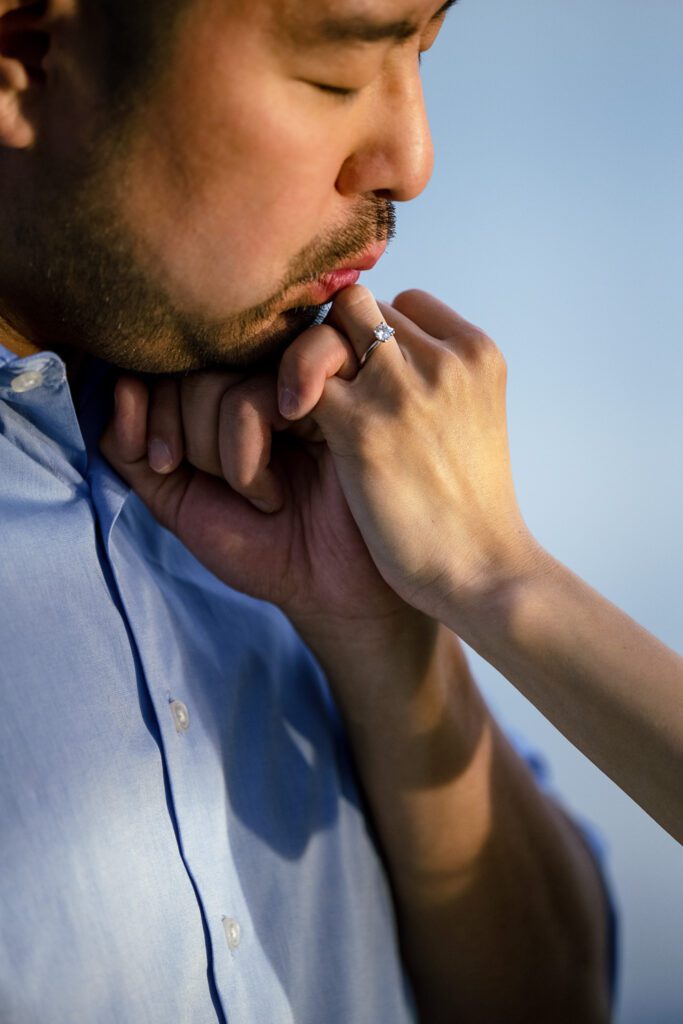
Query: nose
[[335, 65, 435, 203]]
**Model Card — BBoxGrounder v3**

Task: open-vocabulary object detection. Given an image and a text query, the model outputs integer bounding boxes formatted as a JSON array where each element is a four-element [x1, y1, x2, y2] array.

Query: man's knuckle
[[222, 386, 256, 427], [182, 370, 239, 398]]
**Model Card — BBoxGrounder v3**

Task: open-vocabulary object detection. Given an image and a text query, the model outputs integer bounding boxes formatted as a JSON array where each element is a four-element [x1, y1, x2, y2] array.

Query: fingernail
[[148, 438, 174, 474], [278, 388, 299, 419]]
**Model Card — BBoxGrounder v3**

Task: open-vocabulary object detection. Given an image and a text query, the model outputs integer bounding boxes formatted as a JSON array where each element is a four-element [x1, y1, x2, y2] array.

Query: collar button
[[10, 369, 44, 394]]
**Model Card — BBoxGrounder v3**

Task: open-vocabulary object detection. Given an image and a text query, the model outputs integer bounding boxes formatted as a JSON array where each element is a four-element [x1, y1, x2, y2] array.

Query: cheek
[[116, 40, 347, 316], [202, 101, 340, 280]]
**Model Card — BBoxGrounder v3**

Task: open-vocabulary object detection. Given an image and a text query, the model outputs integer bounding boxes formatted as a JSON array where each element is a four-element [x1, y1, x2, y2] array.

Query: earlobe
[[0, 0, 52, 149]]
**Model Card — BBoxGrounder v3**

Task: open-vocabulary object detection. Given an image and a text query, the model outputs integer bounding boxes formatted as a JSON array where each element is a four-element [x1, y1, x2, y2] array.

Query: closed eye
[[312, 82, 360, 100], [311, 48, 427, 100]]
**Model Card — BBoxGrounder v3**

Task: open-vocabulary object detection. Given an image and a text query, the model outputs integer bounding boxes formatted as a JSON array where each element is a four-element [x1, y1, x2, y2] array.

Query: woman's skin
[[117, 283, 683, 847], [280, 285, 683, 844]]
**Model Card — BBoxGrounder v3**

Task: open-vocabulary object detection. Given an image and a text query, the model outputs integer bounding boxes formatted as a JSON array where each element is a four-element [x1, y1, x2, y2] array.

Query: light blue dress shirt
[[0, 343, 616, 1023], [0, 344, 417, 1023]]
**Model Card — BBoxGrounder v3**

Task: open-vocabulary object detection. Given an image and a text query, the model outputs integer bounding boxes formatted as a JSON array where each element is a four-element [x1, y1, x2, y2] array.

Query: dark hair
[[89, 0, 190, 102]]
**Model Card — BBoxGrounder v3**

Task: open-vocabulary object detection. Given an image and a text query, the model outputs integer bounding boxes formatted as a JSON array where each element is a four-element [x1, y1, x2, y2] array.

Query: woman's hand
[[278, 286, 545, 628]]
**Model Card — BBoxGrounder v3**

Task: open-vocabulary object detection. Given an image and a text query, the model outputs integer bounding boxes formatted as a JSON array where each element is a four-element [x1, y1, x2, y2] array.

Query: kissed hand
[[279, 286, 544, 628], [99, 286, 541, 651]]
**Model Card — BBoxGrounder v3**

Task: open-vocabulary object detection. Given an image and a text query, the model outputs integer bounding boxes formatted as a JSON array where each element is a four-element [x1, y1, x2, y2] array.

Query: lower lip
[[304, 268, 362, 304]]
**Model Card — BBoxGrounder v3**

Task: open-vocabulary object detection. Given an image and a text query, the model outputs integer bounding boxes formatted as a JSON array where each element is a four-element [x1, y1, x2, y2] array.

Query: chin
[[184, 303, 329, 375]]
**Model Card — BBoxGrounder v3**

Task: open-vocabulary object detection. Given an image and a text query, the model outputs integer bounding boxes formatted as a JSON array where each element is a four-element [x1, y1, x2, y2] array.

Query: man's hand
[[99, 303, 428, 665]]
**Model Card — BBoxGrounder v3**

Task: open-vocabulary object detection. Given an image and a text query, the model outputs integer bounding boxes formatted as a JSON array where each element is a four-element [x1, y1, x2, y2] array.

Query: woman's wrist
[[437, 533, 557, 651]]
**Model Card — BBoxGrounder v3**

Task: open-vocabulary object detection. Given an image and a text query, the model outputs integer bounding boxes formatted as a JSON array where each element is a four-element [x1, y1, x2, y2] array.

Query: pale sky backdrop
[[363, 1, 683, 1020]]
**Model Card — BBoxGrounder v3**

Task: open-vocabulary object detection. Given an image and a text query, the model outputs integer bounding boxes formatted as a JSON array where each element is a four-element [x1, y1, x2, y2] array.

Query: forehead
[[274, 0, 419, 19], [268, 0, 439, 45]]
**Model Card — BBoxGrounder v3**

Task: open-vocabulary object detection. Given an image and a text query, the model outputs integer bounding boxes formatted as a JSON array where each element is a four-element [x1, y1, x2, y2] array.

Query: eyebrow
[[299, 0, 458, 46]]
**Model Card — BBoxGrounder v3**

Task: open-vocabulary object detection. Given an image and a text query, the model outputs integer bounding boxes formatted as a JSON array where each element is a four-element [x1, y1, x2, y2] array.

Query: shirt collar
[[0, 342, 131, 544]]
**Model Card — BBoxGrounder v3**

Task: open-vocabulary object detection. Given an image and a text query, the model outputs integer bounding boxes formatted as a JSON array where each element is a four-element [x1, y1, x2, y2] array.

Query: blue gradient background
[[364, 1, 683, 1020]]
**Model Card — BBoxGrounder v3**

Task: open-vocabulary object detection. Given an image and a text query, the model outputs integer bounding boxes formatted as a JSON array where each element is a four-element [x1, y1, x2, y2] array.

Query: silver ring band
[[359, 322, 396, 369]]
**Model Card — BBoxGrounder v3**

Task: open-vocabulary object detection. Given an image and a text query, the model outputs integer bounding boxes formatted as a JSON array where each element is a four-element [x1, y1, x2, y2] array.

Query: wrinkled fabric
[[0, 343, 617, 1023], [0, 345, 415, 1023]]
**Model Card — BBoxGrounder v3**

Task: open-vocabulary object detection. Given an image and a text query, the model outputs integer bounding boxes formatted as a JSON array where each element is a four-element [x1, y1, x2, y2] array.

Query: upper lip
[[288, 241, 389, 304], [330, 240, 388, 275]]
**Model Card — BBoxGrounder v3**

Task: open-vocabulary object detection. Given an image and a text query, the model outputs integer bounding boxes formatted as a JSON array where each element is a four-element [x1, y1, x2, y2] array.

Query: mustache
[[282, 197, 396, 292], [161, 199, 398, 380]]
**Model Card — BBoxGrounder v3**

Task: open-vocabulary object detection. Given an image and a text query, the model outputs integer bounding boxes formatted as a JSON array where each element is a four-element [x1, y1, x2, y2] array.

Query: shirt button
[[169, 700, 190, 733], [222, 916, 241, 951], [10, 370, 44, 393]]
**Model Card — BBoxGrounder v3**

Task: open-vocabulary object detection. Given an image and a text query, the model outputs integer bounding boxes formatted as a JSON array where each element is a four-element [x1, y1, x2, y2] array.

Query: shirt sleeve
[[507, 729, 620, 1006]]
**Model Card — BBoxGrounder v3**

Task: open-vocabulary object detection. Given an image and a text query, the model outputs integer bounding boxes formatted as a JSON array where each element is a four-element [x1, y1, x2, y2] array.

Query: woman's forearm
[[274, 285, 683, 842], [451, 550, 683, 843]]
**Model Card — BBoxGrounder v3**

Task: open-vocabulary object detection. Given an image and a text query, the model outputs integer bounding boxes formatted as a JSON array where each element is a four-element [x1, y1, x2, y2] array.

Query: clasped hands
[[100, 286, 541, 650]]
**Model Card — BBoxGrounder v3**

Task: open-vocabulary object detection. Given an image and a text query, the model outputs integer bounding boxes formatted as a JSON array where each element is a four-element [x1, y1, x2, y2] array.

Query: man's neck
[[0, 321, 42, 360]]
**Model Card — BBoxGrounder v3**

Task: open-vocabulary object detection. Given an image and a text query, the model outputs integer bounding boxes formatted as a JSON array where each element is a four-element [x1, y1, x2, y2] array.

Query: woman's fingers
[[326, 285, 405, 374], [392, 289, 478, 341], [277, 285, 413, 425], [390, 288, 501, 364]]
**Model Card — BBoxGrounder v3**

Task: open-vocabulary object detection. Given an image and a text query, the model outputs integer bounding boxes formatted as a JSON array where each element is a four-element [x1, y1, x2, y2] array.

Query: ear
[[0, 0, 53, 149]]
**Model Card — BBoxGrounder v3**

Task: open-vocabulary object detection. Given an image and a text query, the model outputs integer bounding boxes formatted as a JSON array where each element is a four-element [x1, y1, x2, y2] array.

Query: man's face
[[1, 0, 453, 372]]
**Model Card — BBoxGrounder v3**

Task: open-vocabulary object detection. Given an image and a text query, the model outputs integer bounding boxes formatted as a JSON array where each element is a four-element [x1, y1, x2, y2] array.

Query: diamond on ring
[[373, 322, 395, 343], [359, 322, 396, 369]]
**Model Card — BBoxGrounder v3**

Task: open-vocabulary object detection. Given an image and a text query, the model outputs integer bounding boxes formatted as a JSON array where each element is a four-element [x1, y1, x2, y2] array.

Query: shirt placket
[[96, 483, 293, 1024]]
